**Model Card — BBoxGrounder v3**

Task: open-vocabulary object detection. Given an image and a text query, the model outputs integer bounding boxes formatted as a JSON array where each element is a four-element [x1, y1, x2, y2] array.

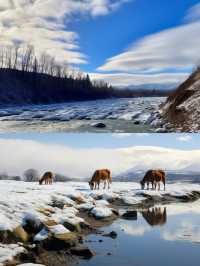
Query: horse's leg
[[104, 181, 106, 189], [108, 180, 110, 189], [158, 182, 160, 191], [147, 182, 149, 190], [98, 182, 100, 190]]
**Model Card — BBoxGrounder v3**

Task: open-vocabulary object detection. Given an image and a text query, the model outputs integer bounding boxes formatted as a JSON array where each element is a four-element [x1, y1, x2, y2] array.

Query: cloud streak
[[96, 4, 200, 86], [89, 72, 189, 87], [0, 0, 130, 66], [98, 20, 200, 73], [1, 138, 200, 178]]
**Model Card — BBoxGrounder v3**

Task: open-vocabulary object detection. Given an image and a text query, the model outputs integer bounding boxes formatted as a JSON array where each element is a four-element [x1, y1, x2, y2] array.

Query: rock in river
[[70, 245, 95, 259], [92, 122, 106, 128]]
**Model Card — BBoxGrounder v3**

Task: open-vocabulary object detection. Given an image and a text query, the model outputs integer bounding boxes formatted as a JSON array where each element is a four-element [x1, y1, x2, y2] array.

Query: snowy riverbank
[[1, 180, 200, 265]]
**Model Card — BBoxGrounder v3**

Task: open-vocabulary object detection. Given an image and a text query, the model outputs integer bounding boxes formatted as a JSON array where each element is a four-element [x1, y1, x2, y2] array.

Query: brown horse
[[39, 172, 54, 185], [89, 169, 112, 190], [140, 170, 166, 190], [142, 207, 167, 226]]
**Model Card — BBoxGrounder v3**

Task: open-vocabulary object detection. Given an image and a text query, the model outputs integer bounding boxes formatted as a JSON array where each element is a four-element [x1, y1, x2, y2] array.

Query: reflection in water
[[141, 207, 167, 226], [78, 203, 200, 266]]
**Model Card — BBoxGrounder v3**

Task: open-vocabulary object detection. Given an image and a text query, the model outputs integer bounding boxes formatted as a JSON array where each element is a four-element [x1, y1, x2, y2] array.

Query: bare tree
[[23, 168, 40, 182]]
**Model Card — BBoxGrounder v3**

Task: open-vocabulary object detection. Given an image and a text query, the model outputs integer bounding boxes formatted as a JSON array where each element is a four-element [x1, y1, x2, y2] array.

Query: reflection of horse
[[141, 207, 167, 226], [140, 170, 166, 190], [39, 172, 54, 185], [89, 169, 112, 190]]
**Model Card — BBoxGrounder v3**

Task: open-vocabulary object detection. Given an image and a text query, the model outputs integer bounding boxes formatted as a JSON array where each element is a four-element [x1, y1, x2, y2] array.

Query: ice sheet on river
[[0, 98, 164, 122]]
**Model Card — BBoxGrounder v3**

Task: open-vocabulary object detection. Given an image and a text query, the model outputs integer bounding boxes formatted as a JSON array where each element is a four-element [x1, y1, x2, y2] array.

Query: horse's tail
[[91, 170, 97, 182], [143, 170, 150, 182], [162, 172, 166, 190], [106, 169, 112, 183]]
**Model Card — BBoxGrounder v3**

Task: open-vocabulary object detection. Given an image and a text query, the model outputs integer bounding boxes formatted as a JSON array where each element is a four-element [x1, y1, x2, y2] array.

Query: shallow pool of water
[[77, 203, 200, 266]]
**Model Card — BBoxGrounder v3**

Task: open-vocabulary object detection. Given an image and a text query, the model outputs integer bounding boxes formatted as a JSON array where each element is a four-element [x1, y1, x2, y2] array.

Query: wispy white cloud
[[89, 72, 189, 86], [1, 138, 200, 178], [98, 20, 200, 73], [111, 133, 149, 138], [0, 0, 130, 66], [111, 133, 132, 138], [96, 4, 200, 86], [176, 135, 192, 142], [185, 3, 200, 22]]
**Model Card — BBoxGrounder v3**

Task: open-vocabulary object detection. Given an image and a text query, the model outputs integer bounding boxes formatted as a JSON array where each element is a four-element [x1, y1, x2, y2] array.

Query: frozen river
[[0, 97, 165, 132]]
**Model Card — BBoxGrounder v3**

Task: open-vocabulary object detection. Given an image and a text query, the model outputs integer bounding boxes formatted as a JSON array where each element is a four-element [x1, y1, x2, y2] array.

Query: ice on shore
[[18, 264, 45, 266], [34, 228, 49, 242], [91, 206, 113, 218], [0, 181, 199, 230], [48, 224, 70, 235], [0, 180, 200, 264], [0, 244, 26, 265]]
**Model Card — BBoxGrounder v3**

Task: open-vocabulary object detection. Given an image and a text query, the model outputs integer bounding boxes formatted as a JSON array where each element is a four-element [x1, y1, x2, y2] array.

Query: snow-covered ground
[[0, 97, 165, 132], [0, 181, 200, 230], [0, 180, 200, 265]]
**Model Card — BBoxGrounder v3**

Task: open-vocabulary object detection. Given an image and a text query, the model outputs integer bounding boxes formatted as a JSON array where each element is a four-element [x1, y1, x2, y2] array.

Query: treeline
[[0, 45, 170, 105], [0, 45, 119, 104], [0, 169, 74, 182]]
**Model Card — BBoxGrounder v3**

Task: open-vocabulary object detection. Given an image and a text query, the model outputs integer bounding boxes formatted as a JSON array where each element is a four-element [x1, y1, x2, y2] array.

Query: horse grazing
[[89, 169, 112, 190], [39, 171, 54, 185], [140, 170, 166, 190]]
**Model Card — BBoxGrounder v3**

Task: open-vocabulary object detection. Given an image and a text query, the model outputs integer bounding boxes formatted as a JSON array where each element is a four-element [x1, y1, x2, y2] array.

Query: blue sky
[[72, 0, 200, 72], [1, 0, 200, 87], [0, 133, 198, 150]]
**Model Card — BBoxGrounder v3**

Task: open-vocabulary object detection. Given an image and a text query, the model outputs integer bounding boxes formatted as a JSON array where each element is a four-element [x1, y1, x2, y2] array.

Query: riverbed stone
[[92, 122, 106, 128], [122, 211, 138, 220], [14, 226, 29, 242], [70, 245, 95, 259], [103, 231, 117, 239]]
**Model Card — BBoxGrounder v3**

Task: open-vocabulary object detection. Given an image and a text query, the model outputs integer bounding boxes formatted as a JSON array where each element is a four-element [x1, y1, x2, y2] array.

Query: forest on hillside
[[0, 46, 170, 104]]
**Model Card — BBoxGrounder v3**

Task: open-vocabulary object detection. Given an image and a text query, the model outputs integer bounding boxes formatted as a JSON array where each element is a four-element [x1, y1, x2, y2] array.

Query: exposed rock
[[161, 68, 200, 132], [70, 245, 95, 259], [63, 221, 82, 233], [53, 232, 77, 241], [122, 211, 138, 220], [13, 226, 29, 242], [37, 207, 55, 216], [92, 123, 106, 128], [0, 230, 18, 244], [103, 231, 117, 239]]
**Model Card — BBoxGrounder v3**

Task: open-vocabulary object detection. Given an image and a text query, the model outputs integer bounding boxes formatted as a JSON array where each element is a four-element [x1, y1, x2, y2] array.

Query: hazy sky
[[1, 0, 200, 86], [0, 133, 200, 177]]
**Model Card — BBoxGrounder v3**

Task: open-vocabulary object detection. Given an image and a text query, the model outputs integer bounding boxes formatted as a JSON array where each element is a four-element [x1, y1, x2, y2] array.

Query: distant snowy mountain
[[118, 83, 176, 91], [114, 169, 200, 183]]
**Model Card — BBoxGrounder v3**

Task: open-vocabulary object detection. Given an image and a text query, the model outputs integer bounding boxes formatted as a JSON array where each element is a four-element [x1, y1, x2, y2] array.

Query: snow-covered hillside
[[161, 68, 200, 132]]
